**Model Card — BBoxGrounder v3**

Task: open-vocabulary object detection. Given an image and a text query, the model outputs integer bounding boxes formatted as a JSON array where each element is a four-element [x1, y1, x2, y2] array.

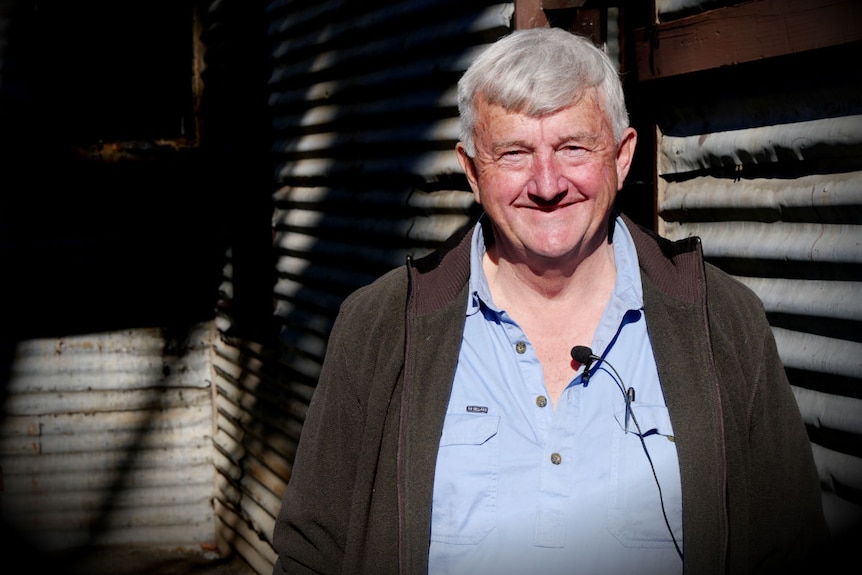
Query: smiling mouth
[[527, 191, 568, 207], [526, 199, 579, 214], [530, 205, 564, 213]]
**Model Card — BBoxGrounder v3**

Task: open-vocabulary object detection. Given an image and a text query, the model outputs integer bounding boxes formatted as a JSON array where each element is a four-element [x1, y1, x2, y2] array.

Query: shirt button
[[536, 395, 548, 408], [515, 341, 527, 354], [550, 453, 562, 465]]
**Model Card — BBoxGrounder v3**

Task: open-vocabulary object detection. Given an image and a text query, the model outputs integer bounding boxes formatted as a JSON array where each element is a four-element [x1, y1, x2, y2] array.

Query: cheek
[[476, 170, 521, 204], [572, 162, 619, 198]]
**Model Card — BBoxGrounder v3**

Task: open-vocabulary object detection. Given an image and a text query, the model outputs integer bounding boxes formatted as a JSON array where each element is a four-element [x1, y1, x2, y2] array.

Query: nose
[[526, 153, 568, 204]]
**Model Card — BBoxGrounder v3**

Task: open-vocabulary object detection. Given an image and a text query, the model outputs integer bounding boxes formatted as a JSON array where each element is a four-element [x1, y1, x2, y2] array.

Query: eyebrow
[[490, 132, 600, 154], [560, 132, 600, 145], [490, 140, 528, 154]]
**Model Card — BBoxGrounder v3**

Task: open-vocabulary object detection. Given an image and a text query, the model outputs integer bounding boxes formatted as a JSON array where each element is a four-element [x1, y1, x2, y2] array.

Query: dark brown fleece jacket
[[273, 215, 828, 575]]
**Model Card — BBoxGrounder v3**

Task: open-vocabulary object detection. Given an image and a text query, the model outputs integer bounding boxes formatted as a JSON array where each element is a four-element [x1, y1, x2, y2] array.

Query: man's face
[[457, 90, 636, 268]]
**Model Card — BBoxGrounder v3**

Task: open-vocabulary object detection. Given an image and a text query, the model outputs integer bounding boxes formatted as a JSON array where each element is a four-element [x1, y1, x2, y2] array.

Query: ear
[[615, 127, 638, 189], [456, 143, 482, 203]]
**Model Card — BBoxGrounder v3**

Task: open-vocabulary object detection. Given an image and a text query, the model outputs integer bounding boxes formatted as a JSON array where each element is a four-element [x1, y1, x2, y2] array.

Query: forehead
[[473, 91, 611, 144]]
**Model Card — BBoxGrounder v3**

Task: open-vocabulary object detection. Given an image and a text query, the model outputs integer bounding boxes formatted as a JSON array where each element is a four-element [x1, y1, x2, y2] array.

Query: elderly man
[[272, 27, 827, 575]]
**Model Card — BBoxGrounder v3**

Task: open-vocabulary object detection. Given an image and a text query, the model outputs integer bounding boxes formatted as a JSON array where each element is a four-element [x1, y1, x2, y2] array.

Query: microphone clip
[[624, 387, 635, 432], [570, 345, 595, 387]]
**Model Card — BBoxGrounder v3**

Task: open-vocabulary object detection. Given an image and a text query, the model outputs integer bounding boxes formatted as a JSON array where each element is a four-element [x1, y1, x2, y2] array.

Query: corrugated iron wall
[[0, 325, 217, 551], [209, 1, 514, 572], [0, 0, 228, 562], [649, 4, 862, 544]]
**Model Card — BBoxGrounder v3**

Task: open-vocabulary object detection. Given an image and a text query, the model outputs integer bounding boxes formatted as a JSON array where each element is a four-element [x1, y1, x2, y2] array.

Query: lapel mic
[[570, 345, 598, 384]]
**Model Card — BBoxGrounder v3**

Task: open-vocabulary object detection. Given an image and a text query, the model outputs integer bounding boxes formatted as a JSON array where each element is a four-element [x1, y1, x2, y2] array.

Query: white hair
[[457, 27, 630, 157]]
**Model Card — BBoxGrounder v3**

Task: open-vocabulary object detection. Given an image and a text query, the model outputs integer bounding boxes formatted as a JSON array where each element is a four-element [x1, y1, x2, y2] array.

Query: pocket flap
[[438, 413, 500, 446], [614, 405, 675, 439]]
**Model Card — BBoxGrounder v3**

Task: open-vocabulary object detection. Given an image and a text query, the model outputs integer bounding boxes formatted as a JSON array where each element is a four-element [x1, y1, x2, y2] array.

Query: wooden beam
[[542, 0, 588, 8], [514, 0, 549, 29], [514, 0, 605, 46], [634, 0, 862, 80]]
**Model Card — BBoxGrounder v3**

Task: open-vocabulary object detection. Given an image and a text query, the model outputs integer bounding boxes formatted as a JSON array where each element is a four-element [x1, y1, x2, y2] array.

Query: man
[[272, 27, 828, 574]]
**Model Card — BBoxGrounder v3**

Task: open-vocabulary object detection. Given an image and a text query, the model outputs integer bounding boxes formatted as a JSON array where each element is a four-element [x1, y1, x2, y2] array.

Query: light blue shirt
[[428, 216, 683, 575]]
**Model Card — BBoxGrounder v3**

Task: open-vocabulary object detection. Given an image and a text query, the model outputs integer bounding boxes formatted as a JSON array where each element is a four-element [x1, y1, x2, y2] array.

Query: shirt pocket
[[430, 413, 500, 545], [608, 405, 683, 548]]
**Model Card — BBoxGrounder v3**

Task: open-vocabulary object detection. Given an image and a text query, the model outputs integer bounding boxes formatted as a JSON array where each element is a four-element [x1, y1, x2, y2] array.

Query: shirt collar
[[467, 216, 493, 317], [609, 216, 644, 311]]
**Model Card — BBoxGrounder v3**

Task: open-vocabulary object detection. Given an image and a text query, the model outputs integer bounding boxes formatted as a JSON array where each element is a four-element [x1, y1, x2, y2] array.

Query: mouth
[[525, 198, 580, 213], [527, 191, 568, 207]]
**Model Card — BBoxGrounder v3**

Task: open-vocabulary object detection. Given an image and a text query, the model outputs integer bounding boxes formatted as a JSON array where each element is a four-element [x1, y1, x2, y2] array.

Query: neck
[[484, 240, 616, 311]]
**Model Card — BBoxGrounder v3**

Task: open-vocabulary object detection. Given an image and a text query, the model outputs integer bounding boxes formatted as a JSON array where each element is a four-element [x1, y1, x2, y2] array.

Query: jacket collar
[[408, 213, 705, 316]]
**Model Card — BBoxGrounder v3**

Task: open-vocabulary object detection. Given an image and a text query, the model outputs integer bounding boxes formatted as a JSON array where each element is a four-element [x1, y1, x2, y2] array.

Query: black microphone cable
[[571, 345, 684, 561]]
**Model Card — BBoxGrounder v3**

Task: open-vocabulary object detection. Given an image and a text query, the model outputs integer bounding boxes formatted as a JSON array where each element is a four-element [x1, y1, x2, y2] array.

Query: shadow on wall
[[0, 0, 254, 567], [207, 2, 511, 569]]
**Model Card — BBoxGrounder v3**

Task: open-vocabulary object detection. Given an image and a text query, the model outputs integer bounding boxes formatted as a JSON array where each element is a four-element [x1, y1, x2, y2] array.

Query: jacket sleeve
[[271, 306, 365, 575], [707, 268, 829, 573], [744, 313, 829, 572]]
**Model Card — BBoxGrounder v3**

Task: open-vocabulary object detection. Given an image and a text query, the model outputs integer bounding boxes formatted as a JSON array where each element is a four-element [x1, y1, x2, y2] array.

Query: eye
[[559, 144, 589, 160], [496, 149, 528, 164]]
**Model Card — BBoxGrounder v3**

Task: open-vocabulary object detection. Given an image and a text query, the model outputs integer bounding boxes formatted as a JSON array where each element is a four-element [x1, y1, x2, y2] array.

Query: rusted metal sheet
[[660, 172, 862, 214], [664, 221, 862, 263], [734, 277, 862, 322], [0, 325, 217, 551], [811, 442, 862, 535], [659, 116, 862, 176], [775, 328, 862, 382], [652, 4, 862, 540], [655, 0, 735, 21]]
